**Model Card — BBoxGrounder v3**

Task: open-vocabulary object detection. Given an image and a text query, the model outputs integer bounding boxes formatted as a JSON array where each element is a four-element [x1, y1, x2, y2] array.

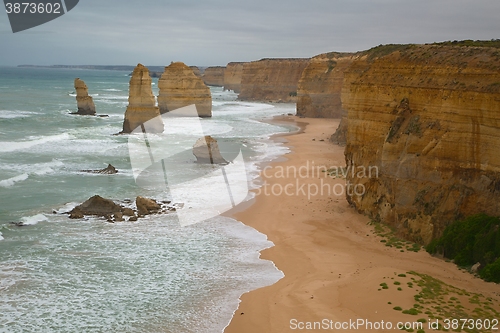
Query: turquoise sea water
[[0, 67, 295, 332]]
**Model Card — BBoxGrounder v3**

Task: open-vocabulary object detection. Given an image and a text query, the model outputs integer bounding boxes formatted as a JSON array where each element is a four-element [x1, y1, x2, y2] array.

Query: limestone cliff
[[190, 66, 202, 78], [223, 62, 245, 93], [202, 66, 225, 86], [343, 44, 500, 244], [73, 78, 96, 115], [297, 53, 355, 118], [122, 64, 164, 134], [239, 58, 310, 102], [157, 62, 212, 117]]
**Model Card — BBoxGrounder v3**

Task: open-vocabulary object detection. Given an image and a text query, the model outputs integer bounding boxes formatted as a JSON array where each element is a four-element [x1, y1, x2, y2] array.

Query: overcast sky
[[0, 0, 499, 67]]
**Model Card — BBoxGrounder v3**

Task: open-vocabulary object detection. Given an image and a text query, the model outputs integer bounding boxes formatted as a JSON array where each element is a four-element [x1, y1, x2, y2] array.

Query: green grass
[[432, 39, 500, 49], [426, 214, 500, 283], [379, 271, 500, 332], [370, 221, 422, 252]]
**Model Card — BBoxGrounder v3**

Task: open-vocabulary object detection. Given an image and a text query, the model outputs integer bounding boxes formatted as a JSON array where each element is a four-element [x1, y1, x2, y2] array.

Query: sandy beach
[[224, 116, 500, 333]]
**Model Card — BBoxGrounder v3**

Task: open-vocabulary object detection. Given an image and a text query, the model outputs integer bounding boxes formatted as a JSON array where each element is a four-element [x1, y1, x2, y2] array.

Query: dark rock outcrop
[[82, 164, 118, 174], [69, 195, 123, 218], [136, 196, 161, 216], [67, 195, 178, 222]]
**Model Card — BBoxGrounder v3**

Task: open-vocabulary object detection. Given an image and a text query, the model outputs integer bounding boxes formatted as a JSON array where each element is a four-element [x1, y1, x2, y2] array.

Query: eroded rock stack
[[122, 64, 164, 134], [73, 78, 96, 115], [342, 44, 500, 243], [157, 62, 212, 117]]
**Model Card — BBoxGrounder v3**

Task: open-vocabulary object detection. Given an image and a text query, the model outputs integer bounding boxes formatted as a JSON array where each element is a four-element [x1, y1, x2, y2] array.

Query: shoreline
[[224, 116, 500, 333]]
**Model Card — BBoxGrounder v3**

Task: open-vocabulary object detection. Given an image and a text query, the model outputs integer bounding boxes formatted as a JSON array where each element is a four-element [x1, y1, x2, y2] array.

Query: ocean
[[0, 66, 295, 332]]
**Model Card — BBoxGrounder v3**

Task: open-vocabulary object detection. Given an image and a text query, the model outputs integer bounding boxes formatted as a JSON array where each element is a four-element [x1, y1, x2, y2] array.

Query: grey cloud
[[0, 0, 498, 66]]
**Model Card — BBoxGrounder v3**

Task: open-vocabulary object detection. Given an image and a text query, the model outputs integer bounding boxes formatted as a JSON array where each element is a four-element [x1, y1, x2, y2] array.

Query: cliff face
[[296, 53, 354, 118], [343, 44, 500, 243], [157, 62, 212, 117], [122, 64, 163, 133], [190, 66, 202, 78], [73, 78, 96, 115], [223, 62, 245, 93], [202, 66, 225, 86], [239, 58, 310, 102]]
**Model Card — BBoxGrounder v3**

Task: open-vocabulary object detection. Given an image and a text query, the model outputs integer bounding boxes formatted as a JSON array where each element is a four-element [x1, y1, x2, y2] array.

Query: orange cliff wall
[[238, 58, 310, 102], [342, 44, 500, 244], [223, 62, 245, 93], [296, 52, 355, 118], [202, 66, 225, 86]]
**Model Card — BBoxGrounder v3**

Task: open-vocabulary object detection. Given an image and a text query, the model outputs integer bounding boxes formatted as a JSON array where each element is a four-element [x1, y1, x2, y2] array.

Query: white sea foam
[[0, 110, 40, 119], [53, 202, 79, 214], [0, 160, 63, 187], [0, 160, 64, 173], [20, 214, 48, 225], [96, 95, 127, 100], [0, 173, 29, 187], [0, 232, 3, 241], [103, 88, 122, 92], [0, 133, 71, 153]]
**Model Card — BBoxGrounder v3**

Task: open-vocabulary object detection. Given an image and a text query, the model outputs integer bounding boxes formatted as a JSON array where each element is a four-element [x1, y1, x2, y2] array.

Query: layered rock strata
[[223, 62, 245, 93], [296, 53, 354, 118], [122, 64, 164, 133], [190, 66, 202, 78], [202, 66, 225, 86], [157, 62, 212, 117], [239, 58, 310, 102], [73, 78, 96, 115], [343, 44, 500, 244]]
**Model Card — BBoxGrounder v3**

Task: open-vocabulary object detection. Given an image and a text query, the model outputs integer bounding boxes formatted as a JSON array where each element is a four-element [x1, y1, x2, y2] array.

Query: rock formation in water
[[296, 53, 355, 118], [73, 78, 96, 115], [202, 66, 225, 86], [69, 195, 123, 219], [121, 64, 164, 134], [342, 43, 500, 244], [68, 195, 176, 222], [238, 58, 310, 102], [192, 136, 228, 164], [157, 62, 212, 117], [82, 164, 118, 174], [223, 62, 245, 93], [136, 196, 161, 216]]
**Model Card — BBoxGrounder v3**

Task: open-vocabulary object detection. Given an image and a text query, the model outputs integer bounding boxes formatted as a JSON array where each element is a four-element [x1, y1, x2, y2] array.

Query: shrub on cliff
[[426, 214, 500, 282]]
